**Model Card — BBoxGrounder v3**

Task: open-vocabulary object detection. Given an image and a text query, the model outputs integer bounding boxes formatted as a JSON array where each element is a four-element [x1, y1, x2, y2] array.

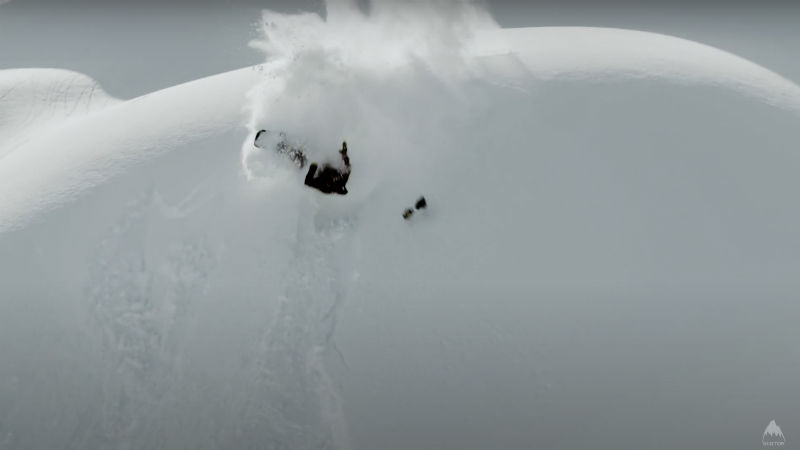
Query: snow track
[[0, 69, 118, 158], [74, 189, 216, 450], [241, 199, 358, 450]]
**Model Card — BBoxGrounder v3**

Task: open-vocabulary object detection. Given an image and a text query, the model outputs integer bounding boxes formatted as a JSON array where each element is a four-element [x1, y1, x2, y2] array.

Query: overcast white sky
[[2, 1, 800, 98]]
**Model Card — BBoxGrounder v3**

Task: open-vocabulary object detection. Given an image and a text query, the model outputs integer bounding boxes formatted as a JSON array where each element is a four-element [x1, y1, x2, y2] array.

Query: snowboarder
[[254, 130, 351, 195], [304, 141, 351, 195]]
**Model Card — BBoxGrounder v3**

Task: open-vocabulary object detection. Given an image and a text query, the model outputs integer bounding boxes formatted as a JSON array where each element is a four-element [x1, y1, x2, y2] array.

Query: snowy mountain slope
[[1, 16, 800, 450], [0, 67, 261, 233], [485, 27, 800, 111], [3, 28, 800, 233], [0, 68, 119, 158]]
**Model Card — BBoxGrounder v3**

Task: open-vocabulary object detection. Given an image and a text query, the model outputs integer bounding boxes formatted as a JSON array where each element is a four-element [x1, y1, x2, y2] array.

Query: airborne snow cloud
[[242, 0, 502, 184]]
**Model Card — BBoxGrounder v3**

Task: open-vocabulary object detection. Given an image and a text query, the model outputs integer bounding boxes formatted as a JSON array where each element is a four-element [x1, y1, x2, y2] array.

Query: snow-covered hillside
[[0, 66, 261, 233], [0, 69, 118, 158], [1, 3, 799, 450]]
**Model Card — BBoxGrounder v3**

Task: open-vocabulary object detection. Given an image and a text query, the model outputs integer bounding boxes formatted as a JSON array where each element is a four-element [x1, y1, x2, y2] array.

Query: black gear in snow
[[303, 141, 351, 195], [254, 129, 267, 145], [403, 196, 428, 220], [254, 129, 307, 169]]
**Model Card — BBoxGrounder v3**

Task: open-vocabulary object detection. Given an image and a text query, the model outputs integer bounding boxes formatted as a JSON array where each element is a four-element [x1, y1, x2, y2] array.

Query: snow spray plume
[[242, 0, 501, 181], [238, 2, 501, 449]]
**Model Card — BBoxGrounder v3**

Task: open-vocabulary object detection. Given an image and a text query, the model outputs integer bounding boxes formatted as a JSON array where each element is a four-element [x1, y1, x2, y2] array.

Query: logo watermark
[[763, 420, 786, 447]]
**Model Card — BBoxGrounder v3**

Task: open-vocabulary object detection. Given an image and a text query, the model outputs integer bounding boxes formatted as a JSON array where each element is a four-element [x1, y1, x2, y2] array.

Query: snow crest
[[0, 68, 118, 158]]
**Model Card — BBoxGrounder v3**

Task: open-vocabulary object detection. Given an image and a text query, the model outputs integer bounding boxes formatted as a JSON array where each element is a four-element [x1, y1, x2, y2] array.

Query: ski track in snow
[[0, 69, 119, 159], [69, 184, 360, 450], [240, 199, 357, 450], [74, 188, 215, 450]]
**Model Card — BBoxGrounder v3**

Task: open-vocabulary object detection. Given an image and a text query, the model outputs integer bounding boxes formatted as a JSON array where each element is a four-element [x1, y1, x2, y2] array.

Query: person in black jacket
[[254, 130, 351, 195], [304, 141, 351, 195]]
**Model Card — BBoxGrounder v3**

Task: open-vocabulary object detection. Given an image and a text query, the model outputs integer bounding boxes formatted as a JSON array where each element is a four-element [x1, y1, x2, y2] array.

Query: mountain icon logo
[[763, 420, 786, 447]]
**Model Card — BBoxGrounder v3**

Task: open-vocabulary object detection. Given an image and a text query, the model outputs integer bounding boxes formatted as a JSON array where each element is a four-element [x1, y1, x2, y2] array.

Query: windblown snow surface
[[0, 68, 119, 158], [2, 2, 800, 449]]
